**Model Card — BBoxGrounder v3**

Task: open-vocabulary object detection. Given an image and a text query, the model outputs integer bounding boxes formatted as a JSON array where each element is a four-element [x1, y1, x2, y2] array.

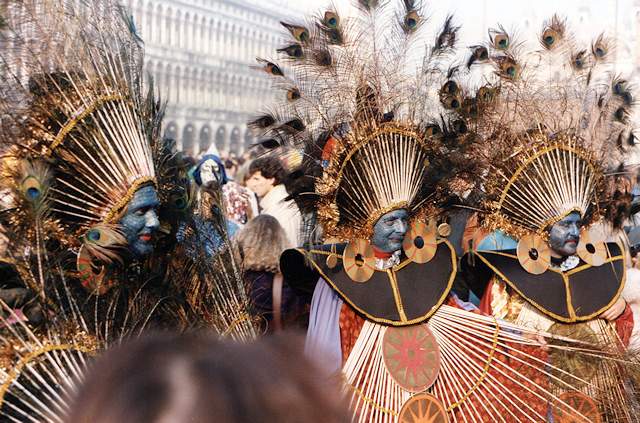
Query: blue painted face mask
[[371, 209, 410, 253], [118, 185, 161, 258], [547, 211, 582, 257]]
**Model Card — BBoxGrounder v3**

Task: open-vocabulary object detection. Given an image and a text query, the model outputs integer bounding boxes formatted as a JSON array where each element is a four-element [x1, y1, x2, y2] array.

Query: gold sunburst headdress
[[249, 2, 481, 242], [0, 0, 156, 259], [463, 15, 638, 242]]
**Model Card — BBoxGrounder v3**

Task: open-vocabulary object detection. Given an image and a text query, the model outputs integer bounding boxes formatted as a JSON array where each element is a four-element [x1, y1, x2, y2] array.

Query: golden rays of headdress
[[0, 0, 156, 250], [461, 15, 639, 237], [249, 1, 480, 240]]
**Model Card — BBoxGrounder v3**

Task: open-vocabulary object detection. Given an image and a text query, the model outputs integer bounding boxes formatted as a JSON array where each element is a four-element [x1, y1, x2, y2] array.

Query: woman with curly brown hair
[[236, 215, 308, 332]]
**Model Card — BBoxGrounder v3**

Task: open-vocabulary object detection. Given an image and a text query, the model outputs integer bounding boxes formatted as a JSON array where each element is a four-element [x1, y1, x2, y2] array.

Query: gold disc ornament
[[437, 222, 451, 238], [343, 239, 376, 282], [382, 325, 441, 392], [551, 391, 601, 423], [576, 231, 607, 267], [517, 234, 551, 275], [548, 323, 599, 388], [326, 253, 339, 269], [403, 221, 437, 264], [398, 393, 448, 423]]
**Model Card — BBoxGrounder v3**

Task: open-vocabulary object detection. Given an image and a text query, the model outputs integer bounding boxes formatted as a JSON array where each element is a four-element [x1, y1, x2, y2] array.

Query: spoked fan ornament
[[398, 393, 448, 423], [382, 324, 441, 392]]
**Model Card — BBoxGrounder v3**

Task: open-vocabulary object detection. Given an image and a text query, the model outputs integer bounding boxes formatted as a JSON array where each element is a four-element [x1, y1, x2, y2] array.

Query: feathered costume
[[250, 1, 640, 421], [0, 1, 256, 420], [458, 14, 640, 423]]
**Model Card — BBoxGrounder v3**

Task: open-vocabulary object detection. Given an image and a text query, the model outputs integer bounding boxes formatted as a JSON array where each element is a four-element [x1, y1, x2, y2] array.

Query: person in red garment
[[460, 14, 639, 421]]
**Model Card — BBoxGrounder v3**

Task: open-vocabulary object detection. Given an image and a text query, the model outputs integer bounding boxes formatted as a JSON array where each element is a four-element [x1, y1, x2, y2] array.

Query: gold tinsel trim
[[480, 133, 606, 240], [0, 340, 98, 407], [47, 94, 124, 155], [103, 176, 157, 224], [317, 122, 438, 240]]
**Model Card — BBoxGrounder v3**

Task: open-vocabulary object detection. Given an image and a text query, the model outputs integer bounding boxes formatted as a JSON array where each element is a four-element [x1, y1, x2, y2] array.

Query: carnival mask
[[371, 209, 409, 253], [197, 155, 226, 188], [548, 211, 582, 257], [118, 185, 160, 257]]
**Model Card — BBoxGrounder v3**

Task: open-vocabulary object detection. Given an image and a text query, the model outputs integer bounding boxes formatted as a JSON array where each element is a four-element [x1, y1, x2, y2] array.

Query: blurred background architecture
[[101, 1, 640, 155], [125, 0, 306, 157]]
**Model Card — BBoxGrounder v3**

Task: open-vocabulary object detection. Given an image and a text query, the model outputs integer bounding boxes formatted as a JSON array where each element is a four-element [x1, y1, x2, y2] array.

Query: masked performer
[[0, 1, 256, 420], [249, 1, 639, 421], [461, 15, 640, 422]]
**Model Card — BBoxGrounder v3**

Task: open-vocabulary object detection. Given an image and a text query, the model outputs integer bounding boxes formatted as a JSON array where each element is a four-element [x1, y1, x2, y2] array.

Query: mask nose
[[394, 219, 408, 235], [569, 223, 580, 238], [145, 209, 160, 232]]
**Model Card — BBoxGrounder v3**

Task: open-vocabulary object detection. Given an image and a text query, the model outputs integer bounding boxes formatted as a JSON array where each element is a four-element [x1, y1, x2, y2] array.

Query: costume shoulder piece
[[474, 242, 625, 322], [282, 241, 456, 325], [457, 16, 639, 307]]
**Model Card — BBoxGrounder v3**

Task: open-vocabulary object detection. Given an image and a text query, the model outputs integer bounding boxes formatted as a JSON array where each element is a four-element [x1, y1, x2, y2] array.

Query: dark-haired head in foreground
[[68, 332, 349, 423]]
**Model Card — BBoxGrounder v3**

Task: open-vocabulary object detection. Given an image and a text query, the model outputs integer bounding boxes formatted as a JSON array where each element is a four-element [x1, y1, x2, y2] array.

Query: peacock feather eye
[[403, 11, 420, 33], [424, 125, 441, 137], [280, 22, 310, 44], [443, 80, 459, 95], [324, 11, 339, 28], [26, 187, 40, 200], [493, 33, 510, 50], [544, 34, 554, 47], [541, 27, 561, 49], [453, 119, 467, 134], [287, 87, 301, 101], [444, 97, 461, 109], [21, 176, 42, 202], [87, 229, 101, 242]]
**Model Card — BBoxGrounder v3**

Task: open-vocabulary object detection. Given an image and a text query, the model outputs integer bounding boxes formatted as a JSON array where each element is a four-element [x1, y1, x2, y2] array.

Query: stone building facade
[[125, 0, 304, 156]]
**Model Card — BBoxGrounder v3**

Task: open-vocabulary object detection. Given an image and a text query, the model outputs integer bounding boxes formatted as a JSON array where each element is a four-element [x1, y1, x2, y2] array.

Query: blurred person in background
[[192, 154, 257, 228], [225, 158, 239, 181], [246, 156, 301, 247], [67, 332, 349, 423], [236, 215, 308, 332]]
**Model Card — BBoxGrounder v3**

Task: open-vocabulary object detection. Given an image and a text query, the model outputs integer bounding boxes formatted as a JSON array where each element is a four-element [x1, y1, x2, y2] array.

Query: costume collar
[[473, 242, 626, 322], [281, 241, 456, 326]]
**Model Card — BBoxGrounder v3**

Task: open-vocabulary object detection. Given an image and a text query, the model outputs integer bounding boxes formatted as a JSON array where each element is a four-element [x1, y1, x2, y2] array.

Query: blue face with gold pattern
[[548, 211, 582, 257], [118, 185, 160, 258], [371, 209, 409, 253]]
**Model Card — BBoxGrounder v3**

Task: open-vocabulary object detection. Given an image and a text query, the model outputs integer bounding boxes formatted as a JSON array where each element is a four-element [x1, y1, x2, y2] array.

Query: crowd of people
[[2, 0, 640, 422]]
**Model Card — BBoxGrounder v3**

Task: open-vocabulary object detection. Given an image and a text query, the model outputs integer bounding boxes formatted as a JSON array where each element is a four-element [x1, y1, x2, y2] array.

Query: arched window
[[155, 4, 163, 44], [145, 1, 153, 41], [164, 64, 173, 102], [164, 121, 179, 142], [209, 19, 215, 55], [182, 124, 196, 157], [199, 125, 212, 154], [175, 66, 182, 103], [175, 11, 182, 47], [192, 14, 200, 52], [166, 8, 173, 46], [184, 13, 191, 50], [215, 126, 227, 153]]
